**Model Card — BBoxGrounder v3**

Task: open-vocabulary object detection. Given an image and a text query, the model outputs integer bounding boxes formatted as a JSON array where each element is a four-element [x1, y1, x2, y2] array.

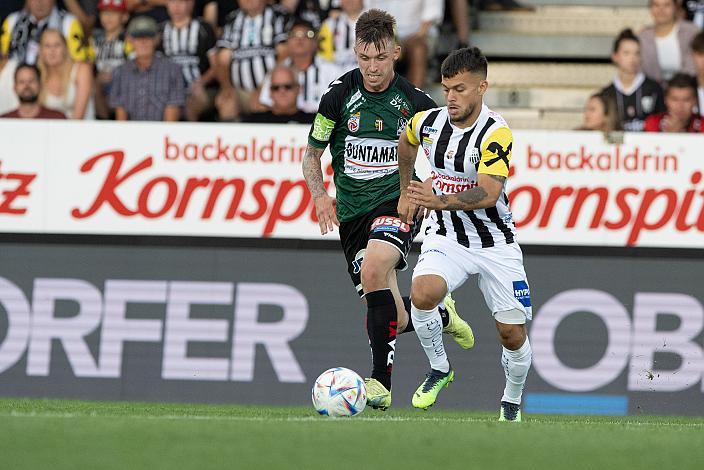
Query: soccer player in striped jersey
[[398, 47, 532, 421], [303, 9, 474, 411]]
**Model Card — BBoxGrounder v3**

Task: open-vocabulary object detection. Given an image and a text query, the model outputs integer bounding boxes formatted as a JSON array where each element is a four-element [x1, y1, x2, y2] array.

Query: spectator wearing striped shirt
[[318, 0, 361, 74], [91, 0, 131, 119], [214, 0, 289, 120], [1, 0, 89, 65], [162, 0, 217, 121], [110, 15, 185, 120], [259, 18, 339, 113]]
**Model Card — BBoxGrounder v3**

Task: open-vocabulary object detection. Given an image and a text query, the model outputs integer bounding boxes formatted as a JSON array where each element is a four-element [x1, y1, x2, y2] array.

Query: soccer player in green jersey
[[302, 9, 474, 410]]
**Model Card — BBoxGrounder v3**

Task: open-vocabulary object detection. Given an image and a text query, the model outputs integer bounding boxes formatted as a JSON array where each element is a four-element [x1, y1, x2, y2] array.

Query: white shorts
[[412, 235, 533, 323]]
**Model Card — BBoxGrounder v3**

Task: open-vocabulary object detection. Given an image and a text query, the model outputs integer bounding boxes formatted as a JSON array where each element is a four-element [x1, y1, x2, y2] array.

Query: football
[[311, 367, 367, 417]]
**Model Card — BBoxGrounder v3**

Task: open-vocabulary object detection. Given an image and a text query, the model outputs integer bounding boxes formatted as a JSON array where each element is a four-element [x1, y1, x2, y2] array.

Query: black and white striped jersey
[[318, 12, 357, 74], [161, 18, 216, 87], [407, 104, 517, 248], [216, 6, 289, 91], [90, 30, 131, 74], [258, 56, 341, 113]]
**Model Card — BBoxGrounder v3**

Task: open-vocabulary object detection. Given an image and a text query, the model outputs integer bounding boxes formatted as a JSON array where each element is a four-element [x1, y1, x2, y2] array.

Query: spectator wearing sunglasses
[[258, 18, 340, 113], [244, 63, 315, 123]]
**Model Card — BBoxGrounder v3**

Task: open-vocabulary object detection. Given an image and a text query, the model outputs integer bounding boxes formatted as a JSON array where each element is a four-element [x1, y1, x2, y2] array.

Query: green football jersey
[[308, 69, 437, 222]]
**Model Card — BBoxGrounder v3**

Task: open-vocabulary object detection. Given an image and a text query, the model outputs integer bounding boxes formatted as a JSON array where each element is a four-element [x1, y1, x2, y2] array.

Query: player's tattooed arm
[[409, 174, 505, 211], [302, 144, 327, 198], [302, 144, 339, 234]]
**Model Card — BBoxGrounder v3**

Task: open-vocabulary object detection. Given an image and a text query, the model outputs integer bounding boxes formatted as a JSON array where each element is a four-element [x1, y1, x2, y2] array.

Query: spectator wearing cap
[[1, 62, 66, 118], [91, 0, 131, 119], [639, 0, 699, 84], [0, 0, 89, 65], [161, 0, 218, 121], [215, 0, 289, 120], [644, 73, 703, 132], [110, 15, 186, 120], [244, 64, 315, 123], [258, 18, 340, 114]]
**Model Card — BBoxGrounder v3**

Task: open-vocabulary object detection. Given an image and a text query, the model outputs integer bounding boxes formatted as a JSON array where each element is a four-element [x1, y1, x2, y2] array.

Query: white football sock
[[500, 337, 532, 405], [411, 303, 449, 373]]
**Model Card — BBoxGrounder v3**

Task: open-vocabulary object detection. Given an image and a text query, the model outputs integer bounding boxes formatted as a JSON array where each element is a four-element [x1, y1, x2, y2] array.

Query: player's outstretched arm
[[302, 144, 339, 235], [397, 132, 422, 225], [407, 173, 505, 211]]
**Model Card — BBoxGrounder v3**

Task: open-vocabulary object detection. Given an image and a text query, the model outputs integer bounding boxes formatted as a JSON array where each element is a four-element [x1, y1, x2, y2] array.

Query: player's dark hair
[[14, 62, 41, 82], [289, 17, 317, 34], [441, 47, 487, 80], [691, 31, 704, 53], [613, 28, 639, 53], [666, 73, 697, 95], [355, 9, 395, 51]]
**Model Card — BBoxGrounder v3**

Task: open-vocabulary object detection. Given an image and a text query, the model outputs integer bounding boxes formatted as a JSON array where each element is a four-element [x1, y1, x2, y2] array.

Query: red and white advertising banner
[[0, 120, 702, 248]]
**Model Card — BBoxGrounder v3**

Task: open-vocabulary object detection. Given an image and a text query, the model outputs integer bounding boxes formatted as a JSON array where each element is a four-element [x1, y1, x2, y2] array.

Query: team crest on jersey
[[374, 118, 384, 132], [469, 147, 480, 164], [347, 112, 360, 132], [445, 150, 455, 159], [396, 117, 408, 136]]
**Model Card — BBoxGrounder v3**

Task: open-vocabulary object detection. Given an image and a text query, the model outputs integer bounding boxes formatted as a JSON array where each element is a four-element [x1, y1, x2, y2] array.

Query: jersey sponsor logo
[[446, 150, 455, 159], [311, 113, 336, 141], [390, 94, 408, 111], [351, 249, 366, 274], [485, 141, 512, 168], [342, 137, 399, 180], [347, 112, 360, 132], [382, 231, 403, 244], [375, 118, 383, 132], [422, 126, 438, 135], [346, 89, 362, 109], [512, 280, 531, 308], [396, 118, 407, 137], [371, 216, 410, 233]]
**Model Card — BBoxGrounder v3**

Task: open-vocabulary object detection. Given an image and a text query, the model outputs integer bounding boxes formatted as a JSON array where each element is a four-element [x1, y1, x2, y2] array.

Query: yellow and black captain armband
[[405, 111, 425, 146]]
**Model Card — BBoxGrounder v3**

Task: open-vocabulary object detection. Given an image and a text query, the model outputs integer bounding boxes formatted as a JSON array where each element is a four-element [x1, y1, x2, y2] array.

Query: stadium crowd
[[1, 0, 704, 132]]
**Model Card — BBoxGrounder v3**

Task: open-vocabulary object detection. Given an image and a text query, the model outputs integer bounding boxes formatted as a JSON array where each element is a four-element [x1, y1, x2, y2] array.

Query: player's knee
[[410, 280, 444, 311], [360, 263, 386, 291], [495, 319, 526, 350]]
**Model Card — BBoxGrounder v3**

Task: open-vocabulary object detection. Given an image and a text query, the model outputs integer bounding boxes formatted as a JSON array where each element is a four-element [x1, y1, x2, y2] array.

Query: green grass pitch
[[0, 398, 702, 470]]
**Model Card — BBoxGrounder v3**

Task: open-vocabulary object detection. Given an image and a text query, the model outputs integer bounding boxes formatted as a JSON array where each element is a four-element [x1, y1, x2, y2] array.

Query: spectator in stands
[[639, 0, 698, 84], [278, 0, 334, 31], [0, 58, 20, 115], [364, 0, 443, 87], [1, 62, 66, 118], [37, 28, 94, 118], [215, 0, 289, 120], [91, 0, 131, 119], [110, 15, 186, 120], [259, 18, 339, 113], [125, 0, 168, 23], [244, 63, 315, 123], [162, 0, 218, 121], [0, 0, 89, 65], [577, 93, 621, 133], [644, 72, 703, 132], [60, 0, 98, 33], [601, 29, 665, 131], [689, 31, 704, 111], [318, 0, 362, 74]]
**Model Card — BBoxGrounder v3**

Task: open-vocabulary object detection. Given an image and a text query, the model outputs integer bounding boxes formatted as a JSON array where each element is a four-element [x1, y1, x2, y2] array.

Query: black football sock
[[400, 296, 415, 333], [438, 304, 450, 327], [366, 289, 397, 391]]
